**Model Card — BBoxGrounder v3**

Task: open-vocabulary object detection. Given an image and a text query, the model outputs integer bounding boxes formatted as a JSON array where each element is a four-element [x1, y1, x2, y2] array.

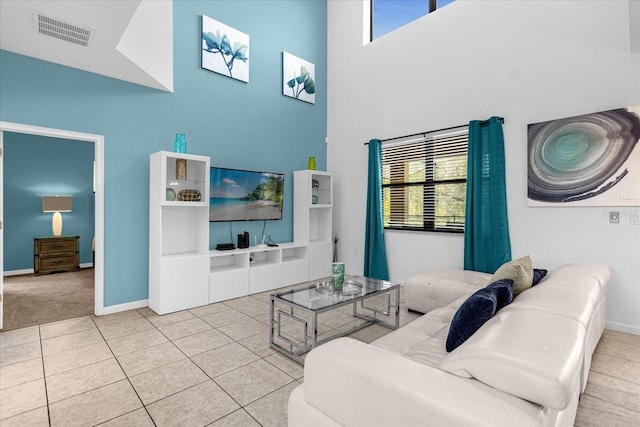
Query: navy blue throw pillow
[[532, 268, 548, 286], [446, 288, 497, 352], [486, 278, 514, 311]]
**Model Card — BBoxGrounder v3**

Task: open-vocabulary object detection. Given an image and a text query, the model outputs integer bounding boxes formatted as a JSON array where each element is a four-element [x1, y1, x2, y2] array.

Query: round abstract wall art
[[527, 106, 640, 206]]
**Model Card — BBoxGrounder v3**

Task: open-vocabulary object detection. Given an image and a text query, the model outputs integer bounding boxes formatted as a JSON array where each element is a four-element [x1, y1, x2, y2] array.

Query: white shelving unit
[[209, 251, 249, 302], [281, 245, 309, 286], [149, 151, 210, 314], [208, 243, 309, 303], [149, 163, 333, 309], [294, 170, 333, 280]]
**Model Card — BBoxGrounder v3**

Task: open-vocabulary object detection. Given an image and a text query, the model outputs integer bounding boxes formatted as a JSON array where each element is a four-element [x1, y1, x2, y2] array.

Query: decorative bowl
[[314, 279, 364, 296], [315, 280, 334, 294], [178, 189, 201, 202], [341, 280, 364, 296]]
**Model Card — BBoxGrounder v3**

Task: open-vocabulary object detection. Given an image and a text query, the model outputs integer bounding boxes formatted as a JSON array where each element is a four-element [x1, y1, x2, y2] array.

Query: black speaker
[[237, 231, 250, 249]]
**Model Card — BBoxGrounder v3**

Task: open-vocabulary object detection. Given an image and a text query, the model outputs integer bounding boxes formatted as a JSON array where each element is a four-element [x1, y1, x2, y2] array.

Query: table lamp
[[42, 196, 72, 236]]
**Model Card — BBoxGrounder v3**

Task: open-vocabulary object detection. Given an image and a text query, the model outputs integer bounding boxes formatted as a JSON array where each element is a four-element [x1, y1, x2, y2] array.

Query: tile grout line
[[582, 382, 640, 416], [36, 325, 53, 427], [7, 300, 404, 424], [0, 333, 40, 421], [589, 363, 640, 386], [579, 391, 640, 418], [594, 348, 640, 366], [585, 350, 640, 413], [181, 309, 282, 425], [138, 307, 256, 425], [602, 332, 640, 348], [581, 341, 640, 421], [12, 288, 634, 426], [130, 309, 218, 422], [177, 303, 301, 425], [208, 304, 300, 426], [33, 315, 150, 425], [89, 313, 159, 427]]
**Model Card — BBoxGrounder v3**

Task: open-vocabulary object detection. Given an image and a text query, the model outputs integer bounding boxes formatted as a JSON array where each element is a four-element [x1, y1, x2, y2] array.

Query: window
[[381, 127, 468, 233], [371, 0, 455, 40]]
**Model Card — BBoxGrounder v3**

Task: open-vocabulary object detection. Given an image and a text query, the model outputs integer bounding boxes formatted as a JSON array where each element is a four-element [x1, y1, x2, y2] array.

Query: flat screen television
[[209, 167, 284, 222]]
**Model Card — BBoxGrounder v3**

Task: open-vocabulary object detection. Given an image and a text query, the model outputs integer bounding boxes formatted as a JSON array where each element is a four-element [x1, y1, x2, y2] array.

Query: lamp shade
[[42, 196, 72, 213]]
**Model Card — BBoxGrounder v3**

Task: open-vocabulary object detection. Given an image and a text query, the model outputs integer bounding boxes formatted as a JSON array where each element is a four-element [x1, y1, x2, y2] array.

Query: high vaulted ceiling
[[0, 0, 173, 92], [0, 1, 637, 93]]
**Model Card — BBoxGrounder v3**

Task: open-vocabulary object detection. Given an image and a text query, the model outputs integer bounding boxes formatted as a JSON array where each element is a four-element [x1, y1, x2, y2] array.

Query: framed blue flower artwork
[[282, 51, 315, 104], [202, 15, 249, 83]]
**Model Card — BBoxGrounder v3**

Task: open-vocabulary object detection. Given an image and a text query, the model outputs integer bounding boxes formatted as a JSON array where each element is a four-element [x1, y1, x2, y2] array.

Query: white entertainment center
[[149, 151, 333, 315]]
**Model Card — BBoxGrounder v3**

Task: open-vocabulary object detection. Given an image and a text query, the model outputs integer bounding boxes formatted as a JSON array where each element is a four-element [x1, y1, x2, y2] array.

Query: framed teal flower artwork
[[202, 15, 249, 82], [282, 51, 315, 104]]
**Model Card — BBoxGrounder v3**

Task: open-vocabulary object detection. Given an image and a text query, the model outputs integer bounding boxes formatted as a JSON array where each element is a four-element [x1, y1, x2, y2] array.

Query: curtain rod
[[364, 117, 504, 145]]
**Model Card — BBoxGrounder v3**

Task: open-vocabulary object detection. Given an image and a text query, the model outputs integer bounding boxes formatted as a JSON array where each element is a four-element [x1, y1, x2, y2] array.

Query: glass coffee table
[[270, 275, 400, 364]]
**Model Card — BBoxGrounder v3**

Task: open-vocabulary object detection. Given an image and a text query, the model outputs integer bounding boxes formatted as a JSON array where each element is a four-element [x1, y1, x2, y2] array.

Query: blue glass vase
[[173, 133, 187, 154]]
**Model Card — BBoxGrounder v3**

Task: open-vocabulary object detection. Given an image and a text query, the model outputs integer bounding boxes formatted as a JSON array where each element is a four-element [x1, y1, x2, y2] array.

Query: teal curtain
[[364, 139, 389, 280], [464, 117, 511, 273]]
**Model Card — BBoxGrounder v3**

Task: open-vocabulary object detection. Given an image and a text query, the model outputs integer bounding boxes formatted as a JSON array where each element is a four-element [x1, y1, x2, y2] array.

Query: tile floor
[[0, 284, 420, 426], [574, 328, 640, 426], [2, 283, 639, 426]]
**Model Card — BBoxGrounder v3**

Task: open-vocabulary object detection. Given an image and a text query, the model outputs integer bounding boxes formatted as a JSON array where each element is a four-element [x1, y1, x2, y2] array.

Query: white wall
[[327, 0, 640, 334], [630, 0, 640, 53]]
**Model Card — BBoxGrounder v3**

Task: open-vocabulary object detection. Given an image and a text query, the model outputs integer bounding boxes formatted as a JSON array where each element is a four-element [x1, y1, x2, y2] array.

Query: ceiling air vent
[[34, 12, 94, 47]]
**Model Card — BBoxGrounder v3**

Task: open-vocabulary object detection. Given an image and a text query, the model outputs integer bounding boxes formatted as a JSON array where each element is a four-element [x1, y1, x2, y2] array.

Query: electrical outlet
[[609, 211, 620, 224], [631, 212, 640, 225]]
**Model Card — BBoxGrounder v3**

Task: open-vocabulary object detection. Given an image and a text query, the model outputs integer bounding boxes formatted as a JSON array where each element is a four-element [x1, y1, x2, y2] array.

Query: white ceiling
[[0, 0, 173, 92], [0, 1, 636, 93]]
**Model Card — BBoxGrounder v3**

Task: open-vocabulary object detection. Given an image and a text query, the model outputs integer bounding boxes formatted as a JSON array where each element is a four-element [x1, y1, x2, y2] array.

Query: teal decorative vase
[[332, 262, 345, 291], [173, 133, 187, 154]]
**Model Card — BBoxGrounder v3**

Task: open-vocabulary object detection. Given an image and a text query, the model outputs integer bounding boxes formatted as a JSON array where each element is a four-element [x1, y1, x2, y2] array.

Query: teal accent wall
[[4, 133, 95, 270], [0, 0, 327, 307]]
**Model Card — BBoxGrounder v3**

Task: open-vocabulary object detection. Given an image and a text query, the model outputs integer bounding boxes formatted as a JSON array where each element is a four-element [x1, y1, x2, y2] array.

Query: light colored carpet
[[2, 268, 94, 331]]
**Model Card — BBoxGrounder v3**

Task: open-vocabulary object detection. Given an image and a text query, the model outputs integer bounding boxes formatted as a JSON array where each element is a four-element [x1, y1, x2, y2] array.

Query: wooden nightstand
[[34, 236, 80, 275]]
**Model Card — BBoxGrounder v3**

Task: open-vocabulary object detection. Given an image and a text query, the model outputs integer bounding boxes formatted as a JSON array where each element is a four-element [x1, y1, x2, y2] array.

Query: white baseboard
[[606, 320, 640, 336], [4, 266, 94, 277], [100, 299, 149, 316], [4, 269, 33, 276]]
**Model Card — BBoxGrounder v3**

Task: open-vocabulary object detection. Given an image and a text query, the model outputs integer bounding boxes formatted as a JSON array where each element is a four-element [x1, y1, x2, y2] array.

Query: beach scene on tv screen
[[210, 168, 284, 221]]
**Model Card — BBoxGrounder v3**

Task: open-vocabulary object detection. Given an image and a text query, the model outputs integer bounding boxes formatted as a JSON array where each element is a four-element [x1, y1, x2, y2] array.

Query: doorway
[[0, 121, 105, 330]]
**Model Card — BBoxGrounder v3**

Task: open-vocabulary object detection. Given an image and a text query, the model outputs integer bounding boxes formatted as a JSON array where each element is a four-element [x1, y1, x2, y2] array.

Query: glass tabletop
[[273, 275, 398, 311]]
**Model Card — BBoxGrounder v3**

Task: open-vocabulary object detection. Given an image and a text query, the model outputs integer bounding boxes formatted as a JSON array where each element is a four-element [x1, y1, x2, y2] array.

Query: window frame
[[370, 0, 442, 42], [381, 127, 468, 234]]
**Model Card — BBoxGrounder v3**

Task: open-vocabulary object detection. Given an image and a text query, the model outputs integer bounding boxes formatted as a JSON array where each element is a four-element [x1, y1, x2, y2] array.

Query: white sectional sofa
[[288, 263, 610, 427]]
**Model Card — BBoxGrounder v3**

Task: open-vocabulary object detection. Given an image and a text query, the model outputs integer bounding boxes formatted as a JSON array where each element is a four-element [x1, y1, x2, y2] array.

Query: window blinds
[[381, 129, 468, 233]]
